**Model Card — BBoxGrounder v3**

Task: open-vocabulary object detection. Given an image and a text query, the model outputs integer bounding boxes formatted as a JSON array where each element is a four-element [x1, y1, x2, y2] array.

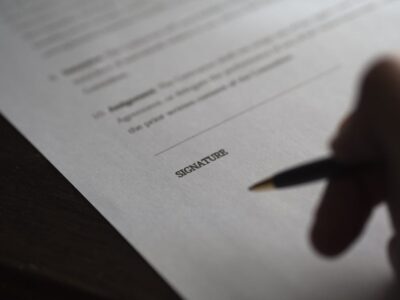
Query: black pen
[[249, 157, 370, 191]]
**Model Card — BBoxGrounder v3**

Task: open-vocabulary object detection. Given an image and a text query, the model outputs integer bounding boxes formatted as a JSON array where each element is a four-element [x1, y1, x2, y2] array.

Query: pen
[[249, 157, 370, 191]]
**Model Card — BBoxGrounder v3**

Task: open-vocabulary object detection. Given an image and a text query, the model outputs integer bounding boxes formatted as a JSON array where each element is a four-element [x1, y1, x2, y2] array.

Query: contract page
[[0, 0, 399, 299]]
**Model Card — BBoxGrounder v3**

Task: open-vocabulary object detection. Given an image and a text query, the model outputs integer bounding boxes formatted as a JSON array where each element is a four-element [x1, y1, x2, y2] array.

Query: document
[[1, 0, 399, 298]]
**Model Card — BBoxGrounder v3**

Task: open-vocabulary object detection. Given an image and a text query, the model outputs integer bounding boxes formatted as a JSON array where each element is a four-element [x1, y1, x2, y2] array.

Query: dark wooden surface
[[0, 113, 181, 300]]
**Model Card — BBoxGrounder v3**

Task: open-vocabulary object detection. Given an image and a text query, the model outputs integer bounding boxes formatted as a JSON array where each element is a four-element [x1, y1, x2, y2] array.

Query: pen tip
[[249, 179, 275, 192]]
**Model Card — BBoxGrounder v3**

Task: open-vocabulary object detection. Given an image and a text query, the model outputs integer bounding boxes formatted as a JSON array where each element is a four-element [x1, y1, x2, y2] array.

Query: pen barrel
[[273, 158, 353, 188]]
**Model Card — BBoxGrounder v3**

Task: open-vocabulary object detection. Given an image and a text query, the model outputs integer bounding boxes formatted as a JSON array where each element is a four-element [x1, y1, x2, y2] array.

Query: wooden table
[[0, 113, 180, 299]]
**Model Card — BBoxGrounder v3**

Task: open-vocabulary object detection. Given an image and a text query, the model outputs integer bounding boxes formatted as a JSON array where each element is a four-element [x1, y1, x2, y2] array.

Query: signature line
[[155, 65, 340, 157]]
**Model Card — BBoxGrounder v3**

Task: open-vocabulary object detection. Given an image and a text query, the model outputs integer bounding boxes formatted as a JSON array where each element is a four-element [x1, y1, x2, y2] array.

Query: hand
[[310, 55, 400, 277]]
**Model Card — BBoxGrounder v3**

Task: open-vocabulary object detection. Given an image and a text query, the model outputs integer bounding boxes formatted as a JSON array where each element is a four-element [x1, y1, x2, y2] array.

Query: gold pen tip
[[249, 179, 275, 192]]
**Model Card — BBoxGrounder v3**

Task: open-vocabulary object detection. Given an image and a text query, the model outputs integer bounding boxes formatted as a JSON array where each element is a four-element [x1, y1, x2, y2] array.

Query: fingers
[[311, 171, 383, 256], [312, 108, 386, 256], [311, 55, 400, 261], [311, 113, 377, 256], [311, 108, 383, 256], [309, 55, 400, 283]]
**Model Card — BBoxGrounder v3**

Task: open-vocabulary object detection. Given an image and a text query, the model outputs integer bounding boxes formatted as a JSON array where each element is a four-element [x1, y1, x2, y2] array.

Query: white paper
[[1, 0, 399, 299]]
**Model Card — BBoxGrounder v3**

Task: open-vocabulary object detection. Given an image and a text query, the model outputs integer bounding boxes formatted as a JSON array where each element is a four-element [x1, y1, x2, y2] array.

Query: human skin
[[310, 55, 400, 277]]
